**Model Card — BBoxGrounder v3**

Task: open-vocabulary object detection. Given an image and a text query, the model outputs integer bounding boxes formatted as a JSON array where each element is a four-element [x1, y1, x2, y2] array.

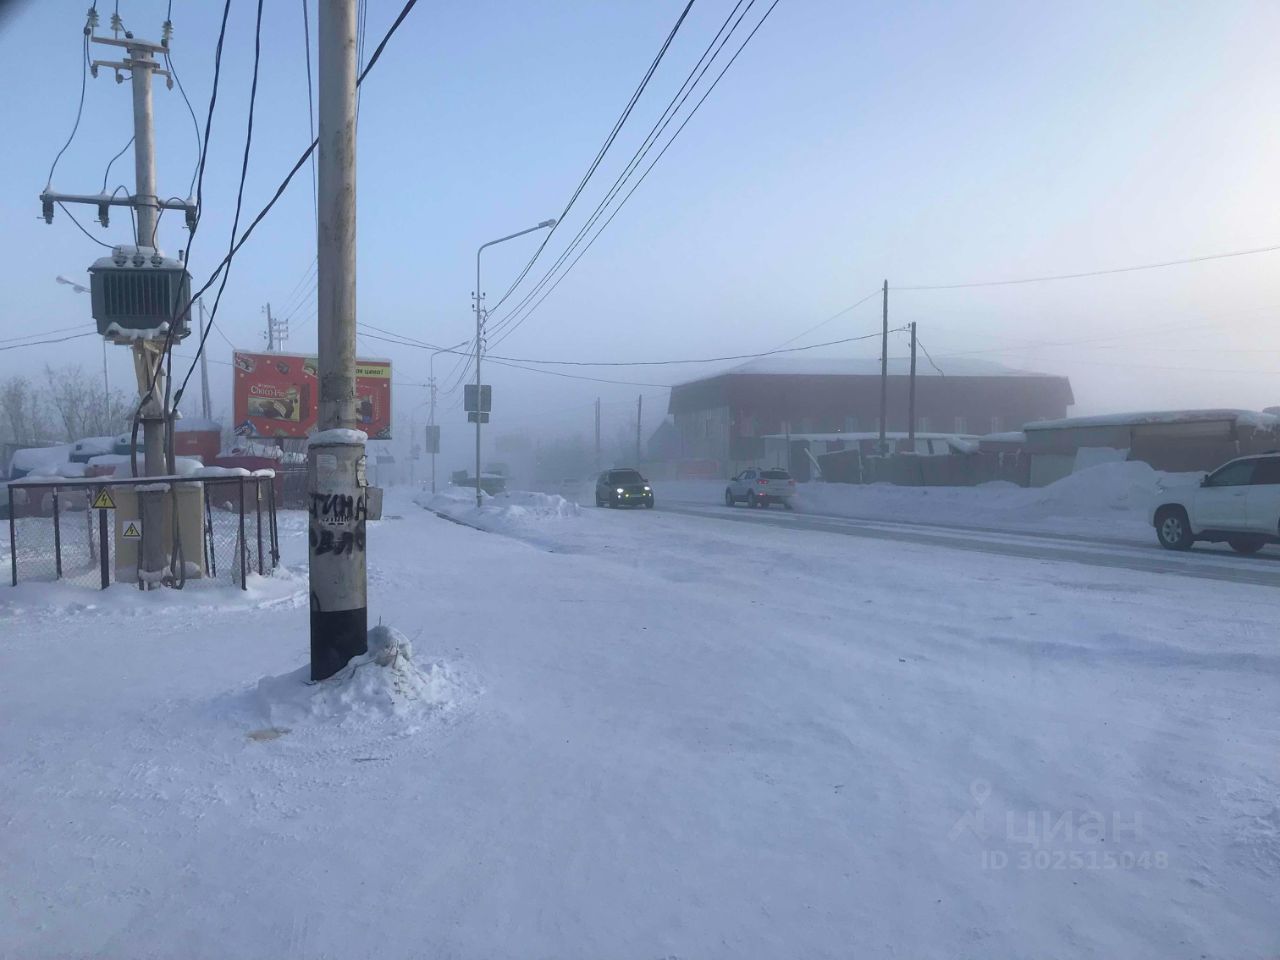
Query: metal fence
[[5, 474, 278, 590]]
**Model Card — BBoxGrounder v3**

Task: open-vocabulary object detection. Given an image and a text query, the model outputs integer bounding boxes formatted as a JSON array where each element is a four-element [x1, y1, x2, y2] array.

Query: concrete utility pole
[[908, 321, 917, 444], [878, 279, 889, 455], [42, 16, 199, 588], [197, 299, 212, 420], [122, 29, 167, 584], [265, 302, 275, 350], [307, 0, 367, 682], [635, 394, 643, 465]]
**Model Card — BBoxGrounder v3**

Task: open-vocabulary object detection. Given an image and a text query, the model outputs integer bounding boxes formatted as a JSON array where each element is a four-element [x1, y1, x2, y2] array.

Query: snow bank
[[1025, 459, 1188, 514], [658, 462, 1203, 539], [785, 460, 1202, 537], [254, 625, 469, 728], [418, 487, 582, 534]]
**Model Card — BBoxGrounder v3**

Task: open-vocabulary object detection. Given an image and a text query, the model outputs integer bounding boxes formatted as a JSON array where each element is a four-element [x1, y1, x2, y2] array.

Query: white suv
[[725, 468, 796, 509], [1152, 454, 1280, 553]]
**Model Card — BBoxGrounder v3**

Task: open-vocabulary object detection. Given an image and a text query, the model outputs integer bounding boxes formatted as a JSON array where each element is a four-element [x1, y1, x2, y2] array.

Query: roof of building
[[1024, 409, 1280, 431], [680, 355, 1055, 384]]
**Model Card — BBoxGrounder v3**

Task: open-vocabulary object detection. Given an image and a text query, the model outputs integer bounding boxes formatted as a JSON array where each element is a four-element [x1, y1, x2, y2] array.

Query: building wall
[[673, 405, 731, 464], [668, 372, 1072, 477]]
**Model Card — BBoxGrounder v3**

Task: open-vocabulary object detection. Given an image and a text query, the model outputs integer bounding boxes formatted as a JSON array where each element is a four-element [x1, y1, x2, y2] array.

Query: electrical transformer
[[88, 245, 192, 343]]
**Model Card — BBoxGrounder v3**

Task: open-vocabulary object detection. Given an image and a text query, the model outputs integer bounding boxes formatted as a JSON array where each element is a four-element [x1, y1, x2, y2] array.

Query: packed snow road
[[2, 487, 1277, 959], [657, 498, 1280, 587]]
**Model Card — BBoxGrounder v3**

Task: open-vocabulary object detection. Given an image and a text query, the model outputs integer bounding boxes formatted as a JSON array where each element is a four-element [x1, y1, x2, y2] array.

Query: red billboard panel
[[232, 351, 392, 439]]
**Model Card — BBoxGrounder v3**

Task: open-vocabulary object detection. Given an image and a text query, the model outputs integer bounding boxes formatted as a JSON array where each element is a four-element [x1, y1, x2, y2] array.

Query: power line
[[770, 287, 883, 350], [487, 0, 697, 316], [483, 356, 671, 389], [301, 0, 318, 222], [174, 0, 424, 400], [491, 0, 783, 348], [46, 32, 90, 188], [99, 136, 134, 193], [914, 337, 945, 376], [57, 202, 113, 248], [898, 243, 1280, 291], [358, 324, 893, 368], [0, 323, 95, 345], [190, 0, 265, 379], [163, 15, 203, 199], [0, 332, 97, 353], [141, 0, 234, 405], [488, 0, 752, 342]]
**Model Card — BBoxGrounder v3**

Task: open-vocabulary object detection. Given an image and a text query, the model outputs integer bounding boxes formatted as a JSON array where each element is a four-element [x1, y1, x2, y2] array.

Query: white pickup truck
[[1151, 454, 1280, 553]]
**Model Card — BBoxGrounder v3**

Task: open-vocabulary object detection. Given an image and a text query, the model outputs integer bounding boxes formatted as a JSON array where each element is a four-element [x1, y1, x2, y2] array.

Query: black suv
[[595, 468, 654, 508]]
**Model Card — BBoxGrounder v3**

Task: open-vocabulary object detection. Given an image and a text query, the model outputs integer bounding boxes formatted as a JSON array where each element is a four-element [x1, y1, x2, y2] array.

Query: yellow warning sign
[[122, 521, 142, 540], [91, 487, 116, 510]]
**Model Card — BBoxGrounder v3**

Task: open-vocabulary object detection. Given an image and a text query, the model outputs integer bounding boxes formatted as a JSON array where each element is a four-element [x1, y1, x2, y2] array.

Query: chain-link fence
[[5, 473, 278, 591]]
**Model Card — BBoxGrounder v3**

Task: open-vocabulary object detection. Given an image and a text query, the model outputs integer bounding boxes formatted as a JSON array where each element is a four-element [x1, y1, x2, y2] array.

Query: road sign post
[[92, 486, 116, 590], [464, 384, 491, 414]]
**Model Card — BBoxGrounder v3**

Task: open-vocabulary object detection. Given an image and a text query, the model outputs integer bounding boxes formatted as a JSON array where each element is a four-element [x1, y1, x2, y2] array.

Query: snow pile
[[418, 487, 582, 533], [1025, 459, 1189, 515], [255, 625, 468, 728]]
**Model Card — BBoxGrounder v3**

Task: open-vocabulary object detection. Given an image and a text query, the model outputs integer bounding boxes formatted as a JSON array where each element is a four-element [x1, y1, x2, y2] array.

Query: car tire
[[645, 500, 654, 509], [782, 500, 794, 511], [1155, 506, 1193, 551], [725, 488, 735, 507], [1228, 536, 1265, 555]]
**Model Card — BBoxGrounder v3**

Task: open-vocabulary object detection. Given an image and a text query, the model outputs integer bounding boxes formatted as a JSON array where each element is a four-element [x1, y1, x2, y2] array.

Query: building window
[[953, 416, 966, 434], [990, 416, 1002, 434], [843, 416, 858, 432]]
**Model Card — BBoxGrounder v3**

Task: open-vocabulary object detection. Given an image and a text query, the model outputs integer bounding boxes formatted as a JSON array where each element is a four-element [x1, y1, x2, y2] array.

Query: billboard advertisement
[[232, 351, 392, 439]]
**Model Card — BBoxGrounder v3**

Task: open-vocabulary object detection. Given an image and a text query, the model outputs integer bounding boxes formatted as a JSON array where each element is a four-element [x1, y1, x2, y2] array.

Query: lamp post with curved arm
[[473, 219, 556, 508]]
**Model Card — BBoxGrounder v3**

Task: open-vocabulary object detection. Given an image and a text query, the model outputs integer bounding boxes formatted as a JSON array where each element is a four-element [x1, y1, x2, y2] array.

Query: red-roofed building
[[665, 357, 1073, 477]]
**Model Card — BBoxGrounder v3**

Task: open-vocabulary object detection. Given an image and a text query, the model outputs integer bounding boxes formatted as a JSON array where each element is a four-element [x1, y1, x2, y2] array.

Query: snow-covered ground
[[2, 485, 1277, 959], [651, 460, 1204, 542]]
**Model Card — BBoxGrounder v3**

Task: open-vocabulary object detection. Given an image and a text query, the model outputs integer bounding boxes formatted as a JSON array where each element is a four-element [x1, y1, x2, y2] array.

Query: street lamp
[[474, 218, 556, 508]]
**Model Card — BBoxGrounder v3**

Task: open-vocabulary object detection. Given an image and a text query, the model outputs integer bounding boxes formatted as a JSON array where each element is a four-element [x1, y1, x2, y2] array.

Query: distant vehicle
[[1152, 454, 1280, 553], [595, 468, 653, 508], [450, 471, 507, 496], [726, 467, 796, 508]]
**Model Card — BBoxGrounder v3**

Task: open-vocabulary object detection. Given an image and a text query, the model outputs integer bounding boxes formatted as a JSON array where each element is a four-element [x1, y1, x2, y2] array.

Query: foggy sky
[[2, 0, 1277, 470]]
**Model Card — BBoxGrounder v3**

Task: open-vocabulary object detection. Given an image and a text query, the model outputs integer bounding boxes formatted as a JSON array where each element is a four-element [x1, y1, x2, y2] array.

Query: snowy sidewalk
[[2, 489, 1277, 959]]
